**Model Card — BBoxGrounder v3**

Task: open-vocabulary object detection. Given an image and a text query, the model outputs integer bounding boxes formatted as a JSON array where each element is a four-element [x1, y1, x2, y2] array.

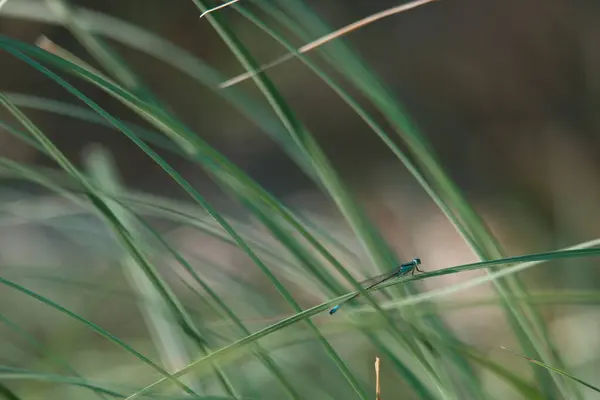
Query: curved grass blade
[[85, 147, 236, 396]]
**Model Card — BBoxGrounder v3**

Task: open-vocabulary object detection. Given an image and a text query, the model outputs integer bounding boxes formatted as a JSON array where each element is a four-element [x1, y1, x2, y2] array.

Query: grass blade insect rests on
[[329, 258, 423, 315]]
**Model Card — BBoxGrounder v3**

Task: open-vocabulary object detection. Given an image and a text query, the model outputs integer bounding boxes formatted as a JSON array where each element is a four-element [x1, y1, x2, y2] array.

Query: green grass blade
[[0, 382, 21, 400], [501, 347, 600, 393]]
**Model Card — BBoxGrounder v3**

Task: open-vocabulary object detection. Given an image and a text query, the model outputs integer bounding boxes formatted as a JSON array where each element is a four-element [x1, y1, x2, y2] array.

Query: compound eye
[[413, 258, 421, 265]]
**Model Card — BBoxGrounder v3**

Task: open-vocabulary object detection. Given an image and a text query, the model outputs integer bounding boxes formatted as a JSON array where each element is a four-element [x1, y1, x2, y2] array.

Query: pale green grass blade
[[123, 209, 302, 399], [85, 147, 236, 396]]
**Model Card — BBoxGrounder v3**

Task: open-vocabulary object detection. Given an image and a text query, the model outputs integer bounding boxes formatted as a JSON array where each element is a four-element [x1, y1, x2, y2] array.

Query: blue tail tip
[[329, 305, 340, 315]]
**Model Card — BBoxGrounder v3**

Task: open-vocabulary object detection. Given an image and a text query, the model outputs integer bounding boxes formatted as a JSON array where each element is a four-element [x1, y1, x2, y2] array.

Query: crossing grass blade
[[501, 347, 600, 394]]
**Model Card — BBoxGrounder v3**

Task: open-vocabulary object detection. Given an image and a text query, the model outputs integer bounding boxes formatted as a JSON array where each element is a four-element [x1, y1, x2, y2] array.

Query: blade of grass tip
[[192, 3, 452, 397], [84, 147, 221, 396], [268, 2, 575, 397], [0, 95, 198, 397], [43, 0, 157, 101], [500, 347, 600, 393], [0, 313, 110, 400], [219, 0, 439, 88], [0, 40, 371, 400]]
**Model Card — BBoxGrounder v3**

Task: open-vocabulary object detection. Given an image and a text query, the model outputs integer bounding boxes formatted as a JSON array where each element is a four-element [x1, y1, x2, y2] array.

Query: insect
[[329, 258, 423, 315]]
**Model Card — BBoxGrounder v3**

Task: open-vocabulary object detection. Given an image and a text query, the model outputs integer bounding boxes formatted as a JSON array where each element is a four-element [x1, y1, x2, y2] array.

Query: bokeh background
[[1, 0, 600, 399]]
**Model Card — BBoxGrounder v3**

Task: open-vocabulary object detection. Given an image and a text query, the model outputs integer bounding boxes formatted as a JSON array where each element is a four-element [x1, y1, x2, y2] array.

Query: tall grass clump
[[0, 1, 599, 399]]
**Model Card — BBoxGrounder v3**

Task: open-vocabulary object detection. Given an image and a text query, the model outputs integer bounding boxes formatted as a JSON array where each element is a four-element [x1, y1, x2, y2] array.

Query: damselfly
[[329, 258, 423, 315]]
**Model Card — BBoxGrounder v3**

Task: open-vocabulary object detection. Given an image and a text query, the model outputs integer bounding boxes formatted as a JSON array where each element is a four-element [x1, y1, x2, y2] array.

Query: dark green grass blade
[[0, 382, 21, 400]]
